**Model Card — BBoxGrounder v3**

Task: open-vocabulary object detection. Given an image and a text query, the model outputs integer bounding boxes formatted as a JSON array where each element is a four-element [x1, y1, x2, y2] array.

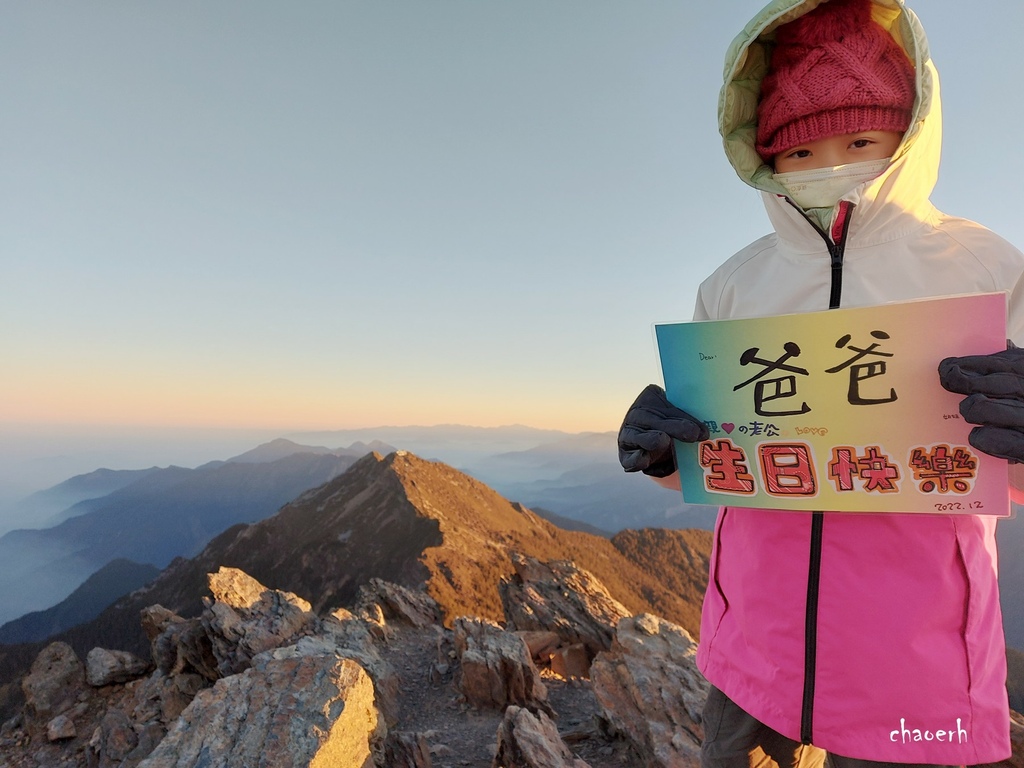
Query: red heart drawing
[[722, 423, 735, 434]]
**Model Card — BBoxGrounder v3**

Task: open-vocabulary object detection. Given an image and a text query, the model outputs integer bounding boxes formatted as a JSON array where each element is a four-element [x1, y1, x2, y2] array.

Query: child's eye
[[850, 138, 873, 149], [788, 149, 812, 159]]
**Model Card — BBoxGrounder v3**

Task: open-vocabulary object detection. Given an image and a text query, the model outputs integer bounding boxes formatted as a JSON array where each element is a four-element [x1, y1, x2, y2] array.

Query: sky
[[3, 1, 1024, 474]]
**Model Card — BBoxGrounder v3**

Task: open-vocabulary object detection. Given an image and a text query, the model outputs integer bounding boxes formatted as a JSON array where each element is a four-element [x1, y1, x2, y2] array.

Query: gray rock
[[142, 607, 221, 685], [164, 617, 220, 681], [45, 714, 76, 742], [203, 566, 321, 677], [355, 579, 442, 628], [137, 654, 381, 768], [1, 713, 22, 737], [492, 705, 591, 768], [130, 671, 207, 725], [86, 647, 150, 687], [125, 722, 167, 765], [549, 643, 590, 680], [21, 642, 85, 720], [140, 605, 187, 673], [139, 605, 182, 643], [516, 630, 562, 664], [500, 553, 630, 674], [591, 613, 709, 768], [382, 730, 434, 767], [453, 616, 550, 713], [302, 611, 401, 727], [90, 710, 139, 767]]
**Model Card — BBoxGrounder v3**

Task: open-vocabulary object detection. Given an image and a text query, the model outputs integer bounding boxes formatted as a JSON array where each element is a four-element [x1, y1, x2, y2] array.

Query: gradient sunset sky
[[4, 1, 1023, 436]]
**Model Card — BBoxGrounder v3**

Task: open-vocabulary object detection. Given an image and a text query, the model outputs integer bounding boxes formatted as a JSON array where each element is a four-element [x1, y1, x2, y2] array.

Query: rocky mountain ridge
[[0, 451, 712, 721], [19, 451, 707, 652]]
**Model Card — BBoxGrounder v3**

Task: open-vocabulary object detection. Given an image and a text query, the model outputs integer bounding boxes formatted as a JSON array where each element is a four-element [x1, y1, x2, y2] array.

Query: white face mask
[[772, 157, 891, 209]]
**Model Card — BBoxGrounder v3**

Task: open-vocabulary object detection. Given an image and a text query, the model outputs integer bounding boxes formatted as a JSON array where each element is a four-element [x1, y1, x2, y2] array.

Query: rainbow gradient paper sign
[[656, 293, 1009, 516]]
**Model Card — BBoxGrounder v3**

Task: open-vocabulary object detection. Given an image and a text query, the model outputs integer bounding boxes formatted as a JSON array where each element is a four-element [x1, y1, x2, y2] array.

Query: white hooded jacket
[[692, 0, 1024, 762]]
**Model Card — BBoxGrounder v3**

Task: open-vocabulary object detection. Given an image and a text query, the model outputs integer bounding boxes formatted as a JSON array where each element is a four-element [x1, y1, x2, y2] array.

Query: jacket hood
[[720, 0, 941, 239]]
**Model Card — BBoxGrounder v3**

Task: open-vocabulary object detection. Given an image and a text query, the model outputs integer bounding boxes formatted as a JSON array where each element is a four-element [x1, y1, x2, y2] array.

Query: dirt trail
[[380, 625, 638, 767]]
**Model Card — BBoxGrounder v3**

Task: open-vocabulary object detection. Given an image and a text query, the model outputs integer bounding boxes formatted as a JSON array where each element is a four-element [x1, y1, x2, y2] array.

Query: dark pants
[[700, 686, 959, 768]]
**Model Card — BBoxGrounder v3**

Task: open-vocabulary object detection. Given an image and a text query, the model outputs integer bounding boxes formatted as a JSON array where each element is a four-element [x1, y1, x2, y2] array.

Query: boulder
[[355, 579, 443, 628], [381, 731, 434, 767], [129, 723, 169, 765], [140, 605, 189, 673], [500, 553, 630, 672], [46, 713, 76, 742], [86, 647, 150, 687], [131, 670, 207, 725], [89, 709, 139, 767], [492, 705, 591, 768], [453, 616, 549, 713], [154, 616, 220, 681], [138, 654, 381, 768], [203, 566, 321, 677], [550, 643, 590, 680], [319, 609, 401, 726], [516, 630, 561, 665], [140, 605, 182, 644], [21, 641, 86, 720], [591, 613, 709, 768], [260, 634, 400, 730], [0, 714, 26, 752]]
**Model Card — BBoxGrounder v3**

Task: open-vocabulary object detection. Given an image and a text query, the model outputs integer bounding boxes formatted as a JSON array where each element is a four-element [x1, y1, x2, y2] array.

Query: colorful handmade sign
[[656, 293, 1009, 515]]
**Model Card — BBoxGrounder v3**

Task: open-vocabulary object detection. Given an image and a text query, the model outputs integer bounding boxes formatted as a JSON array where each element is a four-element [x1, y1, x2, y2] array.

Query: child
[[617, 0, 1024, 766]]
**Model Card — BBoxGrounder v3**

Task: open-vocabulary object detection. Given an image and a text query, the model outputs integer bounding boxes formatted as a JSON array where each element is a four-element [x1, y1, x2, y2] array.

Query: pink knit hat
[[756, 0, 916, 162]]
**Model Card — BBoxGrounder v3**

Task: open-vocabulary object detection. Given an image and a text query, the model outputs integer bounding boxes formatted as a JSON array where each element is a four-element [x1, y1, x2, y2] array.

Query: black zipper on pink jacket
[[789, 198, 855, 745]]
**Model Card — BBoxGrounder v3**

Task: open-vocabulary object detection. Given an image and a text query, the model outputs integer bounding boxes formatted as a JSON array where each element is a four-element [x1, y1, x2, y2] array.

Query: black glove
[[938, 345, 1024, 462], [617, 384, 709, 477]]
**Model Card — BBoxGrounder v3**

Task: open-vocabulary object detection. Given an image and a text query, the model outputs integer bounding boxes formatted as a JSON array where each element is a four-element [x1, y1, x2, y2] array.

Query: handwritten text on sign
[[655, 293, 1009, 515]]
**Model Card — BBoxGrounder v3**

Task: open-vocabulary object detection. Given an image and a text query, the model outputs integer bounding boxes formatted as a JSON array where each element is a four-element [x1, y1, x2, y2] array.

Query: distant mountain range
[[286, 424, 572, 468], [8, 466, 162, 530], [456, 431, 719, 532], [0, 558, 159, 644], [224, 437, 394, 464], [0, 442, 379, 625]]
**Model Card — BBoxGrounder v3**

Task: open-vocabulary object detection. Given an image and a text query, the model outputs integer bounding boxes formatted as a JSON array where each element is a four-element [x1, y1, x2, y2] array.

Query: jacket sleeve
[[988, 236, 1024, 500], [692, 286, 713, 322], [1007, 269, 1024, 347]]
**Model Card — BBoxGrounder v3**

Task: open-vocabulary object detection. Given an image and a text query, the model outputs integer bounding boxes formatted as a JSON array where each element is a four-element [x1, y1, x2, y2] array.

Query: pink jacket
[[694, 0, 1023, 762], [698, 508, 1008, 763]]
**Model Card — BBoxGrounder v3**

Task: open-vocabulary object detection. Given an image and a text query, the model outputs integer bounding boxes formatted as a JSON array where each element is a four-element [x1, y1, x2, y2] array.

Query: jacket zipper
[[789, 199, 854, 745]]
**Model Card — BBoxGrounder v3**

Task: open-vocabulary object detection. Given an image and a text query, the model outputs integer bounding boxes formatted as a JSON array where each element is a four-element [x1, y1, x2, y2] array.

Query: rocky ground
[[0, 554, 710, 767], [381, 624, 636, 767], [0, 554, 1020, 768]]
